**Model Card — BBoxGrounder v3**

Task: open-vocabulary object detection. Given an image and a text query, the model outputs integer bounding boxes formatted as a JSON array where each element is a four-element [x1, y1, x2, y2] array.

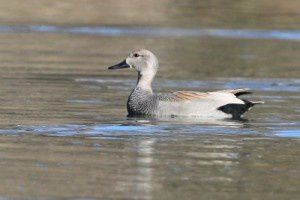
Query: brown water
[[0, 1, 299, 200]]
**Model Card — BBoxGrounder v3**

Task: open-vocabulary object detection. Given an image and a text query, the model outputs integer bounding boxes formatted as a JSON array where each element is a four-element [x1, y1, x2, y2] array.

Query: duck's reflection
[[135, 138, 156, 200], [127, 115, 248, 128]]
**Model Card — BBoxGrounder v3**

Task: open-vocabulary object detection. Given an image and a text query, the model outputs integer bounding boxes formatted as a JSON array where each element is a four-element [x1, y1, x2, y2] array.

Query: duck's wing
[[171, 91, 210, 101], [166, 89, 263, 119], [171, 88, 252, 101]]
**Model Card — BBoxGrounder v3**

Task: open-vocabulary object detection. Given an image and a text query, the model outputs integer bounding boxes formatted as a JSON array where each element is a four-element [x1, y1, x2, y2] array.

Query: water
[[0, 1, 299, 200], [1, 25, 300, 41]]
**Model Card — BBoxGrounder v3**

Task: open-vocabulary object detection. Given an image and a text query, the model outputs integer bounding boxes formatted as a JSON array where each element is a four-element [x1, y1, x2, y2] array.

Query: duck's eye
[[133, 53, 140, 58]]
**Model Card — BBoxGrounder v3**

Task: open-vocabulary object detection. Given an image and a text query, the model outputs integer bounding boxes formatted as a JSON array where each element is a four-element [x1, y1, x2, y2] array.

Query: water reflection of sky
[[0, 25, 299, 41], [0, 120, 298, 138], [75, 77, 300, 92]]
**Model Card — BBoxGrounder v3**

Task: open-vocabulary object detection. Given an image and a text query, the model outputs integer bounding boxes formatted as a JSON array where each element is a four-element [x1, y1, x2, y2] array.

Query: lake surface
[[0, 1, 299, 200]]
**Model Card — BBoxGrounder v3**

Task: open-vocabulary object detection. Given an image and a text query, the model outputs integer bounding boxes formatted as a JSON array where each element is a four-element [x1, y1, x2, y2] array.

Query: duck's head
[[108, 49, 159, 76]]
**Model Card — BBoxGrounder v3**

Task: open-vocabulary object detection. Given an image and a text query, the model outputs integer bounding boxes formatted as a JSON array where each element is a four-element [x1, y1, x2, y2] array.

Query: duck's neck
[[136, 72, 154, 93]]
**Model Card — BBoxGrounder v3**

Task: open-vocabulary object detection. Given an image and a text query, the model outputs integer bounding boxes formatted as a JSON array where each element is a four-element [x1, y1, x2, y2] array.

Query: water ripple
[[75, 77, 300, 92], [0, 25, 299, 41], [0, 121, 296, 138]]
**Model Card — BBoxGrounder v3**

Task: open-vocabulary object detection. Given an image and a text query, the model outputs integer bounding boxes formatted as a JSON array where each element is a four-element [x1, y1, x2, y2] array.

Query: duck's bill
[[108, 60, 130, 70]]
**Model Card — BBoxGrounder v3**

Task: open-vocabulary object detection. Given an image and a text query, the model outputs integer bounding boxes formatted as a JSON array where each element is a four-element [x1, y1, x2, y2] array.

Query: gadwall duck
[[108, 49, 263, 119]]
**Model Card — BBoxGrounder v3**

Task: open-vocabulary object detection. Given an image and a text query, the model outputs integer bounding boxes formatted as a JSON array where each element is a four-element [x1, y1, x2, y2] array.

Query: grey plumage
[[127, 87, 158, 116], [108, 49, 263, 119]]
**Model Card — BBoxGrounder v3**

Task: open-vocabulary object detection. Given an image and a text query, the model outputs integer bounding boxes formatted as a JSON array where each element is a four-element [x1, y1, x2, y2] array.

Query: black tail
[[218, 100, 264, 119]]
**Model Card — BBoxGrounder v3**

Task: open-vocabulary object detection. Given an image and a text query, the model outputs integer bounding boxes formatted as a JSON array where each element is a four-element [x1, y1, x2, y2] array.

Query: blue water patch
[[0, 120, 298, 138], [0, 120, 271, 137], [0, 124, 165, 137], [275, 130, 300, 138], [223, 78, 300, 92], [0, 25, 299, 41], [76, 77, 300, 93]]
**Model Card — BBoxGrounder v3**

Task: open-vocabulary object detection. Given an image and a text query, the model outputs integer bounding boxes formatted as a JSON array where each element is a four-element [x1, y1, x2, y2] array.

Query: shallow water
[[0, 1, 299, 200]]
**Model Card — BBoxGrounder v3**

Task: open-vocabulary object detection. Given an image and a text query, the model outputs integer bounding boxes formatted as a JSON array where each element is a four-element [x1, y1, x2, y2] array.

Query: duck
[[108, 49, 263, 119]]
